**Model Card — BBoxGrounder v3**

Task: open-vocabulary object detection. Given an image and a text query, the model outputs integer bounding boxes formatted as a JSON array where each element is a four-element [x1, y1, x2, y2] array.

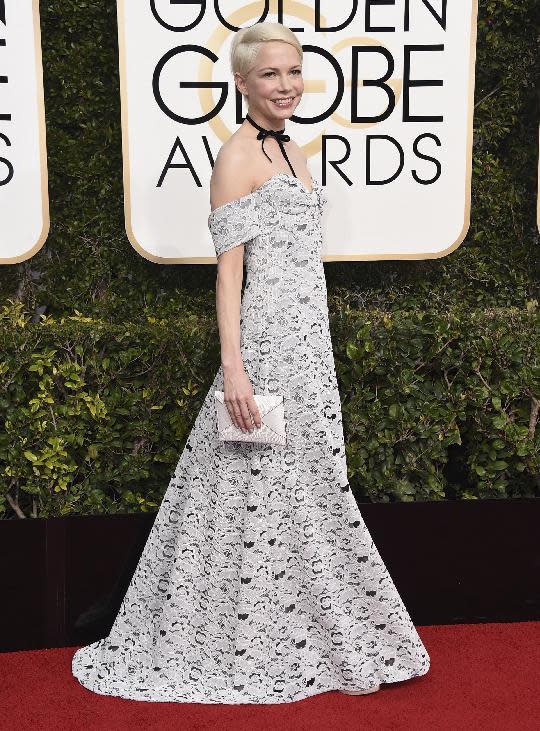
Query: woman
[[72, 22, 430, 704]]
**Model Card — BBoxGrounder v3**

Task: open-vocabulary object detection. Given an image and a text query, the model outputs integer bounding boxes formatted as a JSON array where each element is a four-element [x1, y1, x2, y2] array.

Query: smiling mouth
[[271, 96, 295, 107]]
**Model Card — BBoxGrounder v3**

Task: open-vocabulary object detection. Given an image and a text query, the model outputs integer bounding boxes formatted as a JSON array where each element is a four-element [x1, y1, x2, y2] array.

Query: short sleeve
[[208, 192, 261, 258]]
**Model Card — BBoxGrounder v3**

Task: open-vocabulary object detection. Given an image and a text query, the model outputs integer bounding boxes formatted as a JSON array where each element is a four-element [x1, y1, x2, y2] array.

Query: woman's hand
[[222, 365, 262, 433]]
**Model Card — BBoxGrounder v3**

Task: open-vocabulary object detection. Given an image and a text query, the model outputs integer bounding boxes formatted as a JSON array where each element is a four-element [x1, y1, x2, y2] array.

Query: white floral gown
[[71, 173, 430, 704]]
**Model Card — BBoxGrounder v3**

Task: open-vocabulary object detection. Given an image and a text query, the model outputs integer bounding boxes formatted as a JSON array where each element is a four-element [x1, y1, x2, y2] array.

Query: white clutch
[[214, 390, 287, 445]]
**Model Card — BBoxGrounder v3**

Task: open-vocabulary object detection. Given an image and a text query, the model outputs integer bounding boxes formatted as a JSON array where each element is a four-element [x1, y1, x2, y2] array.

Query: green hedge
[[1, 300, 538, 519]]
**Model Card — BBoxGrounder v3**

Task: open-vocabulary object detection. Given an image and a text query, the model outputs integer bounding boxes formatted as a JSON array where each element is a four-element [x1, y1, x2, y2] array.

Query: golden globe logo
[[118, 1, 478, 263]]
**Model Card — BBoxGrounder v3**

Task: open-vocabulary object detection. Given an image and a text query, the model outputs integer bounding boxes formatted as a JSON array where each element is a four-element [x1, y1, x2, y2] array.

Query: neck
[[245, 109, 285, 133]]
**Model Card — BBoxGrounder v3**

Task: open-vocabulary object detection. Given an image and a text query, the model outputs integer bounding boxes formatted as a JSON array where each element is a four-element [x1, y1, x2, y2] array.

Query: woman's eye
[[263, 69, 301, 77]]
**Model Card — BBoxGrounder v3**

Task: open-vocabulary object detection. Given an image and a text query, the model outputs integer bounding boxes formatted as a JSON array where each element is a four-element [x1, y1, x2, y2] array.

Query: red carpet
[[2, 622, 539, 730]]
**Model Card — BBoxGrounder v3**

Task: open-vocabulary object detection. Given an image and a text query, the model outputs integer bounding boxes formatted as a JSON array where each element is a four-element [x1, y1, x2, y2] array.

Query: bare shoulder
[[210, 137, 255, 211]]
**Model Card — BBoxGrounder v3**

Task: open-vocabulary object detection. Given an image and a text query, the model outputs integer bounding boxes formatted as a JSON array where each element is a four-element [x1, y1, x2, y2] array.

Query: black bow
[[245, 114, 296, 176], [255, 128, 290, 163]]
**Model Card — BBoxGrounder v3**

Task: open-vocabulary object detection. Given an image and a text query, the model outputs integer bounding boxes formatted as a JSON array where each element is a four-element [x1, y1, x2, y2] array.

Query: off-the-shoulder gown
[[71, 172, 430, 704]]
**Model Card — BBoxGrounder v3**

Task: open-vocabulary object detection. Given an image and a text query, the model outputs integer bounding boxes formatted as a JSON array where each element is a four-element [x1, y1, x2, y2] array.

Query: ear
[[234, 72, 247, 98]]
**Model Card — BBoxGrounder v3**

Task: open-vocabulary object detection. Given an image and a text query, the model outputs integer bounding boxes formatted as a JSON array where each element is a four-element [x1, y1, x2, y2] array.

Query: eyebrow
[[259, 64, 301, 71]]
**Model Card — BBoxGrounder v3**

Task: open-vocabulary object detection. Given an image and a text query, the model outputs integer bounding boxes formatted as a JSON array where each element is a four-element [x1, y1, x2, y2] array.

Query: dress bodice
[[208, 173, 327, 259], [207, 172, 330, 393]]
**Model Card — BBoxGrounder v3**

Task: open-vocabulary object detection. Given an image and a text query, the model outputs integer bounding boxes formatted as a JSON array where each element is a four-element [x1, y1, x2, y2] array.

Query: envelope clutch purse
[[214, 390, 287, 445]]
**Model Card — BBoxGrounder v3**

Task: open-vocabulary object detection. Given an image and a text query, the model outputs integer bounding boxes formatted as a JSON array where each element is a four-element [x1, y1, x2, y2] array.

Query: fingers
[[226, 396, 262, 433], [248, 396, 262, 429], [227, 400, 250, 432]]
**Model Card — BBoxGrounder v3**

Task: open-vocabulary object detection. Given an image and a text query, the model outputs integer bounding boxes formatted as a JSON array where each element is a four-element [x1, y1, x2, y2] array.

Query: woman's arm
[[210, 145, 261, 433]]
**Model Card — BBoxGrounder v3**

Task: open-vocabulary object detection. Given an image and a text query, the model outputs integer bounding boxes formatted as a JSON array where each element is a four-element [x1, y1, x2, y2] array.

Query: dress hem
[[71, 655, 430, 705]]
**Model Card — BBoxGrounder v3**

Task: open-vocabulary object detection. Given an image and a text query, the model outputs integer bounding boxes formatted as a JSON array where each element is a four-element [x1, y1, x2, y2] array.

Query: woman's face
[[236, 40, 304, 123]]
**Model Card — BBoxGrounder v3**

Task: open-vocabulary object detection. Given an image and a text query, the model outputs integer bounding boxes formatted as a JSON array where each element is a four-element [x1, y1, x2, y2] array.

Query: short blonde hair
[[230, 22, 303, 85]]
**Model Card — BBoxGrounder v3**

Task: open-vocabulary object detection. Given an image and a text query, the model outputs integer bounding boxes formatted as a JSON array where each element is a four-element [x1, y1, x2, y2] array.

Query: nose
[[278, 74, 293, 91]]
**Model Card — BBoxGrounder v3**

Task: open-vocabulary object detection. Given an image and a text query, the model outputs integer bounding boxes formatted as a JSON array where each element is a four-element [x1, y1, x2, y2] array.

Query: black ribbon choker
[[245, 113, 297, 178]]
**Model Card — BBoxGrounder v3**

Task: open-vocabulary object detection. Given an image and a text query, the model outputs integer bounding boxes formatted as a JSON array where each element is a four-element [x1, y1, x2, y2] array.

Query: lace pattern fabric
[[71, 173, 430, 704]]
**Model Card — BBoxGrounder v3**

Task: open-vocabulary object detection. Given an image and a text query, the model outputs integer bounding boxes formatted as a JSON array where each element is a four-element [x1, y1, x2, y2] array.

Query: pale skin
[[210, 40, 314, 434]]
